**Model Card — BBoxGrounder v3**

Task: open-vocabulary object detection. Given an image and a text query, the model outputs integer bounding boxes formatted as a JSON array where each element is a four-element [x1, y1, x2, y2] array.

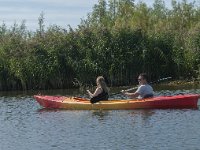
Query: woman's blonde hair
[[96, 76, 109, 93]]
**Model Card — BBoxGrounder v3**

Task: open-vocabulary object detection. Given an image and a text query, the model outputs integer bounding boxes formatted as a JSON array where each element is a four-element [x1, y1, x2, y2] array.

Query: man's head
[[138, 73, 148, 84]]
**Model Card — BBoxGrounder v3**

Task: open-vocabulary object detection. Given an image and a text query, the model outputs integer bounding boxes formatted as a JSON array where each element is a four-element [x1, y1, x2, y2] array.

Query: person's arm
[[122, 85, 143, 98], [87, 87, 102, 98], [121, 90, 140, 98]]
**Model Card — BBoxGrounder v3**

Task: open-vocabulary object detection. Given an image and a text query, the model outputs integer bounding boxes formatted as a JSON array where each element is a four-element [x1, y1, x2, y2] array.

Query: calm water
[[0, 86, 200, 150]]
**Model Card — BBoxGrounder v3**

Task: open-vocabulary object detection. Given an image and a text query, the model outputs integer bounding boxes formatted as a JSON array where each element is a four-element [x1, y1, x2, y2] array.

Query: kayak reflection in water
[[87, 76, 109, 103], [121, 73, 154, 99]]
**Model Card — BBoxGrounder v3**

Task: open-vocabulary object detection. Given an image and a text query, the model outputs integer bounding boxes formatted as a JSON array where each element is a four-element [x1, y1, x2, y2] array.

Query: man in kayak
[[121, 73, 154, 99], [87, 76, 109, 103]]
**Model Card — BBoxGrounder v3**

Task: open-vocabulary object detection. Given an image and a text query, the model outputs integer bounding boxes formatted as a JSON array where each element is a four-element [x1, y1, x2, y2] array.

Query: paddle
[[110, 76, 172, 96]]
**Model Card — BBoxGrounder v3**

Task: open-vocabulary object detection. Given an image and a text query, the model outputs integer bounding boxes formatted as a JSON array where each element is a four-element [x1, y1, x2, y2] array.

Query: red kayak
[[34, 94, 199, 110]]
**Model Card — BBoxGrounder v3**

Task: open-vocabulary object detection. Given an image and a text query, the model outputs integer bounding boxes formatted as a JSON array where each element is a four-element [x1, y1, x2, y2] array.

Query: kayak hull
[[34, 94, 199, 110]]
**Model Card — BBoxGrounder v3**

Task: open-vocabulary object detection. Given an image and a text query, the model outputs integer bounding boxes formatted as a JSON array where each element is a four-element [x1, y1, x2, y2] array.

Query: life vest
[[90, 89, 109, 104]]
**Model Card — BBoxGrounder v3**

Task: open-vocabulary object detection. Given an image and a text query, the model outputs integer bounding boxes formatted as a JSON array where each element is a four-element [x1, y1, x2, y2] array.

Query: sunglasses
[[138, 78, 142, 81]]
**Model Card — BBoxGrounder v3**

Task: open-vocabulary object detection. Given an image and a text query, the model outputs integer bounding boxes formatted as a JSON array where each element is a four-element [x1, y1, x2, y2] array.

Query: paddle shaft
[[110, 77, 172, 96]]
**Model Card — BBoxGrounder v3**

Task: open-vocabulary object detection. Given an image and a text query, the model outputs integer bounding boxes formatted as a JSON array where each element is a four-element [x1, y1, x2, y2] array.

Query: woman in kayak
[[87, 76, 109, 103], [122, 73, 154, 99]]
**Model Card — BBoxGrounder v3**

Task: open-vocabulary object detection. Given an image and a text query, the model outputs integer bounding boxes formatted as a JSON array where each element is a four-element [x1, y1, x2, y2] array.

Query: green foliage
[[0, 0, 199, 91]]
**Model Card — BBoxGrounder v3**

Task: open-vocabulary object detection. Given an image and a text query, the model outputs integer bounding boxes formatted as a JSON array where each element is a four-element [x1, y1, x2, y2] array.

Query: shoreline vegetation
[[0, 0, 200, 91]]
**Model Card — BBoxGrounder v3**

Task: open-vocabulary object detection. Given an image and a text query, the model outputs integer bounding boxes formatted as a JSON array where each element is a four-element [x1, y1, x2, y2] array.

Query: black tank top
[[90, 89, 109, 104]]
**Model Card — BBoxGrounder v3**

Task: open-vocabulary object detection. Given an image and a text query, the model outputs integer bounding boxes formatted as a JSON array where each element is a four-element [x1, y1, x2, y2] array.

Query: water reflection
[[37, 108, 63, 113], [91, 110, 109, 121], [128, 110, 155, 126], [130, 110, 155, 119]]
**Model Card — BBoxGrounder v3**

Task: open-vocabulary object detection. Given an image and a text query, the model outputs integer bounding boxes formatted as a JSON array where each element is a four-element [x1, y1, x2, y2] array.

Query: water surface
[[0, 87, 200, 150]]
